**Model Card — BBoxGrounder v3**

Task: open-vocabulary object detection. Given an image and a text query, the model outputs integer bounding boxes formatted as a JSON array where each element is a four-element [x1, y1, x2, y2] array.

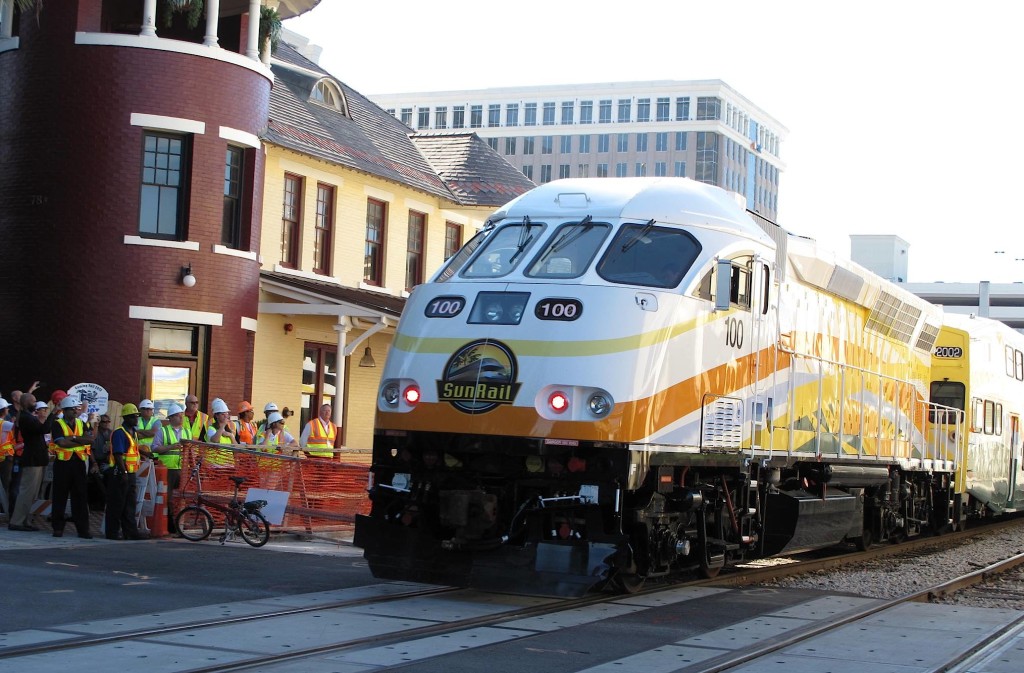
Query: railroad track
[[3, 518, 1021, 672]]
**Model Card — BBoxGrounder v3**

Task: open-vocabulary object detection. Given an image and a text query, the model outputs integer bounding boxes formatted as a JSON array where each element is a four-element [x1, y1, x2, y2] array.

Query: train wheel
[[610, 560, 646, 593], [698, 563, 722, 579], [855, 526, 873, 551]]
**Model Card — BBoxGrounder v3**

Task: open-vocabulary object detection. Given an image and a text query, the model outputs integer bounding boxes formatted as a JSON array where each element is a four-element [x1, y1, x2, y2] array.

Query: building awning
[[259, 270, 405, 322]]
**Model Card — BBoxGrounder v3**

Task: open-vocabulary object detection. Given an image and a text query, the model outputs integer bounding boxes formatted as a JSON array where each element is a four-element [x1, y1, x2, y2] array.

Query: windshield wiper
[[621, 219, 656, 252], [539, 215, 593, 264], [508, 216, 534, 266]]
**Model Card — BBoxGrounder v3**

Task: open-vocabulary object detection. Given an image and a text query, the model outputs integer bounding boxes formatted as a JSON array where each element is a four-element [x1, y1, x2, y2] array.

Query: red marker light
[[403, 386, 421, 405], [549, 391, 569, 413]]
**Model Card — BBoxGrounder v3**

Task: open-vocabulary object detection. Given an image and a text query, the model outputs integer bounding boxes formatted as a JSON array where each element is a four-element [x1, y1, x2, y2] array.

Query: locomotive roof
[[492, 178, 775, 247]]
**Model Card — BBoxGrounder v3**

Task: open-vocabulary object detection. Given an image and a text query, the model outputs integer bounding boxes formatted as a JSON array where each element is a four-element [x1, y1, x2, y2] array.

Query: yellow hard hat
[[121, 402, 140, 415]]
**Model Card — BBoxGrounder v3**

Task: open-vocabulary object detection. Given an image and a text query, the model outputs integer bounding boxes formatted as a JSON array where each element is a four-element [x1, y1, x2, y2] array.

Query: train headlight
[[548, 391, 569, 413], [382, 382, 401, 406], [588, 393, 612, 417]]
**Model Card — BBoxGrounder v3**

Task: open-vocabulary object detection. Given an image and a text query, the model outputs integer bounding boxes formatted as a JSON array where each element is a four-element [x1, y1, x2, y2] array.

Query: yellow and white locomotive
[[354, 177, 1013, 596]]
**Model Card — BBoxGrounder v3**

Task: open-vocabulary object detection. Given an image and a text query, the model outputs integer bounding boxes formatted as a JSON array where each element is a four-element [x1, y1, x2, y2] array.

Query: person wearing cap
[[135, 399, 161, 461], [301, 403, 338, 459], [0, 398, 14, 513], [234, 401, 258, 444], [104, 402, 147, 540], [261, 411, 299, 455], [151, 404, 191, 532], [182, 394, 209, 441], [205, 398, 236, 467], [8, 393, 55, 532], [50, 395, 96, 538]]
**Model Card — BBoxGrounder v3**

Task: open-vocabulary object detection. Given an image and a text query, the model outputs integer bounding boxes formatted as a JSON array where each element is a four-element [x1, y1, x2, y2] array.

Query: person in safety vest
[[235, 401, 258, 444], [50, 395, 96, 538], [134, 399, 160, 461], [256, 402, 279, 442], [205, 398, 236, 467], [300, 403, 338, 459], [260, 411, 299, 456], [105, 403, 147, 540], [0, 398, 15, 513], [182, 394, 209, 441], [151, 404, 191, 533]]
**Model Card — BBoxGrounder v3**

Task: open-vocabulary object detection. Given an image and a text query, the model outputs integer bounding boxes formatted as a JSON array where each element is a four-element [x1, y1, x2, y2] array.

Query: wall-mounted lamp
[[180, 264, 196, 288], [358, 346, 376, 368], [284, 323, 294, 334]]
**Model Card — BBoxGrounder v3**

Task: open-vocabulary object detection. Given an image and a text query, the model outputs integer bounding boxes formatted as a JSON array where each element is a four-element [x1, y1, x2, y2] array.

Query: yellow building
[[252, 41, 534, 456]]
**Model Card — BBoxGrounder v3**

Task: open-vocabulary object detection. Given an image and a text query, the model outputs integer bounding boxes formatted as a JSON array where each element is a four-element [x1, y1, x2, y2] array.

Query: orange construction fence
[[171, 441, 370, 536]]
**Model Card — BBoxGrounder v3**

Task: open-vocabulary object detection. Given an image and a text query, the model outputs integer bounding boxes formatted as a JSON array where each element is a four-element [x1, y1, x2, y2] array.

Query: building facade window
[[580, 100, 593, 124], [444, 221, 462, 260], [522, 165, 534, 180], [635, 162, 647, 177], [674, 160, 686, 177], [300, 343, 337, 433], [417, 107, 430, 129], [560, 135, 572, 153], [599, 99, 612, 124], [579, 135, 591, 153], [364, 198, 386, 284], [696, 96, 721, 120], [559, 164, 571, 179], [314, 183, 334, 275], [597, 163, 608, 178], [636, 133, 648, 152], [616, 133, 628, 152], [578, 164, 590, 177], [144, 322, 206, 412], [486, 137, 499, 151], [598, 134, 610, 153], [561, 101, 574, 124], [676, 131, 687, 151], [637, 98, 650, 122], [504, 137, 516, 155], [617, 98, 630, 123], [543, 102, 556, 125], [222, 146, 244, 249], [615, 162, 628, 177], [524, 102, 537, 126], [655, 132, 668, 152], [400, 108, 412, 126], [139, 132, 188, 240], [540, 164, 552, 183], [523, 137, 535, 155], [435, 106, 447, 129], [542, 136, 553, 154], [406, 211, 425, 291], [657, 97, 670, 121], [506, 103, 519, 127], [695, 131, 719, 184], [675, 97, 689, 121], [453, 105, 465, 129], [654, 161, 667, 176], [470, 105, 483, 128], [281, 173, 302, 268], [488, 103, 500, 127]]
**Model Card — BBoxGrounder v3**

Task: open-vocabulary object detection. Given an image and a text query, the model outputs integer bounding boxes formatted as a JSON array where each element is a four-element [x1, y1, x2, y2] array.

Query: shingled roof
[[264, 42, 533, 207], [411, 132, 537, 206]]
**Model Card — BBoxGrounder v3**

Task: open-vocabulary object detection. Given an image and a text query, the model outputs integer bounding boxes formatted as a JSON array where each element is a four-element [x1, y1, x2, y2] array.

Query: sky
[[285, 1, 1024, 283]]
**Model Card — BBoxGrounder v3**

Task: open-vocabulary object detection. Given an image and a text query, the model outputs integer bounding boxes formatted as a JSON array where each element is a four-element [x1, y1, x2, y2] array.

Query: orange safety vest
[[54, 418, 91, 461], [110, 426, 140, 473], [235, 419, 258, 444], [306, 418, 336, 458], [0, 424, 14, 458]]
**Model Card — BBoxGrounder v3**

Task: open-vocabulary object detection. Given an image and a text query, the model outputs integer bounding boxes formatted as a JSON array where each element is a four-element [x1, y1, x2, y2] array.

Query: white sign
[[244, 488, 290, 526], [69, 383, 109, 415]]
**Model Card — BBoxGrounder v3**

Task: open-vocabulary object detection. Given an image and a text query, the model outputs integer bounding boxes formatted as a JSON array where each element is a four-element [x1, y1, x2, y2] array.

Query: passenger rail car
[[354, 178, 968, 597]]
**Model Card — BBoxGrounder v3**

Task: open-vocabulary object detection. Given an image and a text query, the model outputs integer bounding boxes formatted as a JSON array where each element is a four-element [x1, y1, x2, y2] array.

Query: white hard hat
[[211, 398, 230, 414], [34, 401, 49, 411], [139, 399, 155, 409], [266, 411, 284, 425], [60, 395, 81, 410], [264, 402, 279, 412], [167, 404, 184, 416], [0, 398, 8, 410]]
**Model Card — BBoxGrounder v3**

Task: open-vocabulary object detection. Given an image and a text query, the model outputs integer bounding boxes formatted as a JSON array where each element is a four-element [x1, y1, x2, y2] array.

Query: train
[[353, 177, 1024, 597]]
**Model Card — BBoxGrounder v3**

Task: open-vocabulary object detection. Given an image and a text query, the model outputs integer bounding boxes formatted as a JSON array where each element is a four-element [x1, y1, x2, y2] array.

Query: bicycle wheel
[[175, 506, 213, 541], [239, 510, 270, 547]]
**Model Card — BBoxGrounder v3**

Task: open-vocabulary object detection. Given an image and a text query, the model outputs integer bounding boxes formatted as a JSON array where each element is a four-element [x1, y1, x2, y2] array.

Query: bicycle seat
[[229, 476, 246, 486]]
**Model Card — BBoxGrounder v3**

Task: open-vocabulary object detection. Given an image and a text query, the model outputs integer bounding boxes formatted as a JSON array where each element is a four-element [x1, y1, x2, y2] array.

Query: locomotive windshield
[[526, 217, 611, 279], [461, 218, 546, 279], [596, 223, 702, 288]]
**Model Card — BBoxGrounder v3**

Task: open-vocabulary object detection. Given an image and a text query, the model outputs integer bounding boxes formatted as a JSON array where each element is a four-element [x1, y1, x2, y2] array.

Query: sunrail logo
[[437, 340, 521, 414]]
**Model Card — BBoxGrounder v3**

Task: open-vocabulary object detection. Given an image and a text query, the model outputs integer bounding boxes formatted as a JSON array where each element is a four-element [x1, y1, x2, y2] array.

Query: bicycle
[[175, 460, 271, 547]]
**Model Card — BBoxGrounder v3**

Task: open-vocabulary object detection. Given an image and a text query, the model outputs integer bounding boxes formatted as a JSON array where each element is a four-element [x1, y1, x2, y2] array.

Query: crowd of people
[[0, 383, 341, 540]]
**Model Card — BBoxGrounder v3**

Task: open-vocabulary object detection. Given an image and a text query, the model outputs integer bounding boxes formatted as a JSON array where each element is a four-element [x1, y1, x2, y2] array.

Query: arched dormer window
[[311, 79, 347, 115]]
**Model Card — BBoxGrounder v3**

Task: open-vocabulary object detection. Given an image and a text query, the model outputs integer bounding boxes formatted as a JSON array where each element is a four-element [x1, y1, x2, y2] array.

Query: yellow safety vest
[[137, 416, 158, 446], [205, 424, 235, 466], [110, 426, 140, 473], [54, 418, 91, 461], [306, 418, 336, 458], [184, 412, 209, 439], [156, 424, 191, 470]]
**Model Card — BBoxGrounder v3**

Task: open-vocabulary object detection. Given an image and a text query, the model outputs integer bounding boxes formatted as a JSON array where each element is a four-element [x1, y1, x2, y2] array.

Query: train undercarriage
[[354, 431, 959, 597]]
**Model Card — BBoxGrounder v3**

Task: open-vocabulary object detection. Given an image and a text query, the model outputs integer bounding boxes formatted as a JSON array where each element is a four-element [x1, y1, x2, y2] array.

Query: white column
[[245, 0, 261, 60], [140, 0, 157, 37], [203, 0, 220, 46], [2, 0, 16, 39], [333, 320, 350, 437]]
